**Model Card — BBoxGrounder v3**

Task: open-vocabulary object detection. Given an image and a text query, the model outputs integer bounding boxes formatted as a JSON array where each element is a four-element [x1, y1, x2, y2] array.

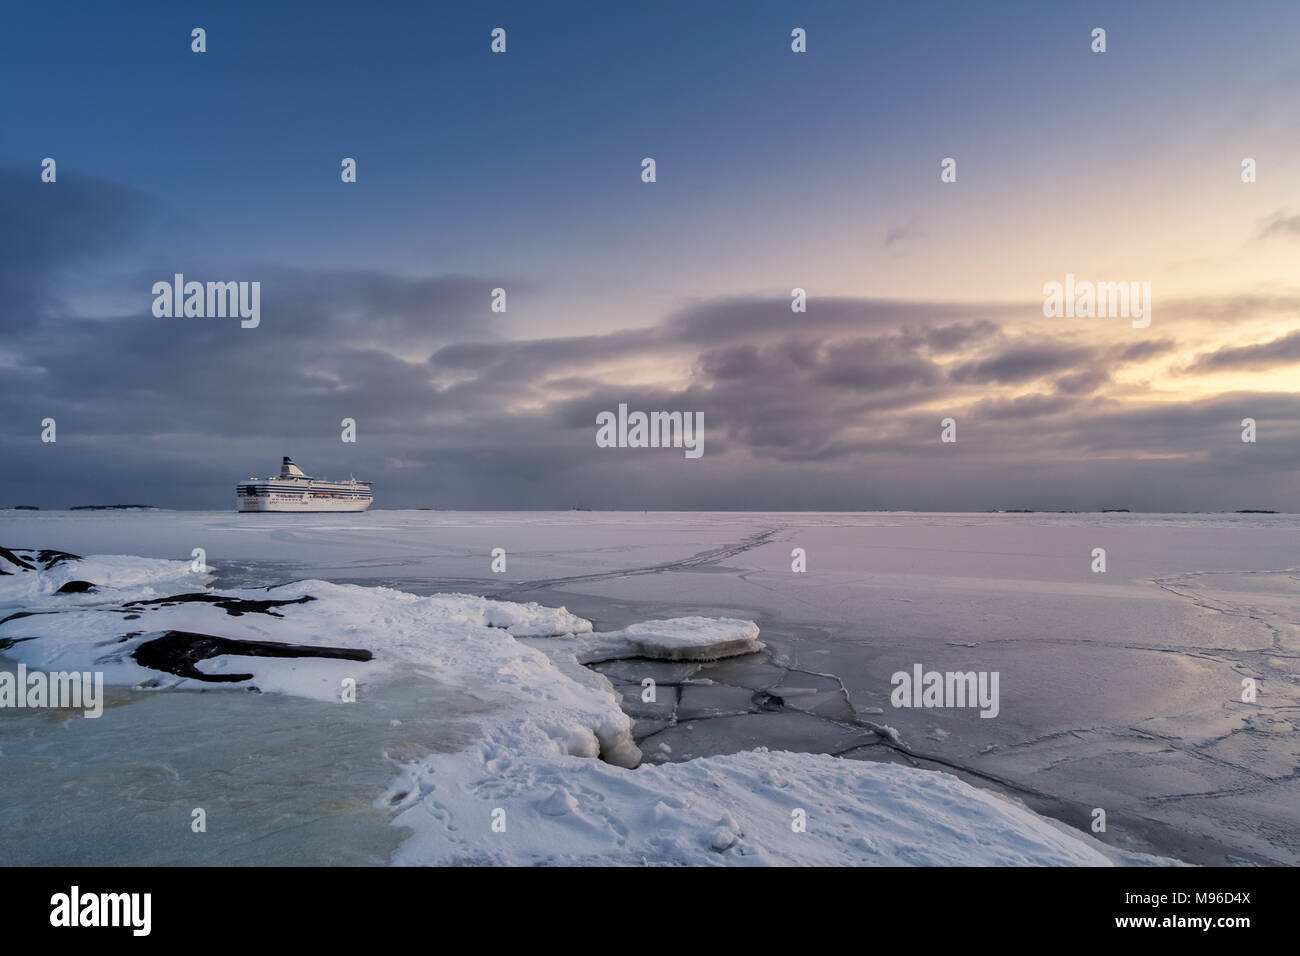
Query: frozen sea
[[1, 509, 1296, 865]]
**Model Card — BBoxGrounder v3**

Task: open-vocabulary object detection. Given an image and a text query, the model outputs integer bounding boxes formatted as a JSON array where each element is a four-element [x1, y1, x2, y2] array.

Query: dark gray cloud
[[883, 219, 924, 248], [1054, 369, 1110, 395], [914, 320, 1001, 353], [814, 337, 944, 391], [1114, 339, 1176, 363], [975, 393, 1079, 420], [948, 344, 1094, 385], [4, 171, 1300, 512], [663, 295, 1002, 346], [0, 171, 149, 325], [1184, 330, 1300, 373]]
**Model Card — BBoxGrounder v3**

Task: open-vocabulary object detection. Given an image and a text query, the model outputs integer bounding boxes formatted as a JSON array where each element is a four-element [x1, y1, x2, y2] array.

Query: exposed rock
[[131, 630, 372, 683], [122, 593, 316, 617]]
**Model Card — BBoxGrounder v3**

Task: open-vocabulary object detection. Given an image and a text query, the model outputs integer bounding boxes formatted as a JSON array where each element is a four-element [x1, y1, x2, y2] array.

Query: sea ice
[[0, 545, 1171, 866]]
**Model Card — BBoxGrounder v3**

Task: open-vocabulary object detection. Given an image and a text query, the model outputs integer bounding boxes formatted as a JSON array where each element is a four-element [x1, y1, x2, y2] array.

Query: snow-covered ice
[[0, 536, 1162, 866], [384, 746, 1124, 866]]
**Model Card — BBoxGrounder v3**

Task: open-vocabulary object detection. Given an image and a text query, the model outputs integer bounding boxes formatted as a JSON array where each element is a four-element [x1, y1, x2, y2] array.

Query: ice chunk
[[614, 617, 764, 661], [531, 616, 764, 665]]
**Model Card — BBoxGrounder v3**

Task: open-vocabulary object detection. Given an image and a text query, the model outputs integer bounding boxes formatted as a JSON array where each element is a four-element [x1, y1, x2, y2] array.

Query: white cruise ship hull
[[237, 457, 374, 512], [237, 494, 372, 513]]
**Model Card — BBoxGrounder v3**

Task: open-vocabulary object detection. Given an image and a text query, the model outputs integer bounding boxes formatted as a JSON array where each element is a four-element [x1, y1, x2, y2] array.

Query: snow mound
[[441, 591, 592, 637], [386, 746, 1133, 866], [0, 548, 207, 607], [0, 557, 636, 767]]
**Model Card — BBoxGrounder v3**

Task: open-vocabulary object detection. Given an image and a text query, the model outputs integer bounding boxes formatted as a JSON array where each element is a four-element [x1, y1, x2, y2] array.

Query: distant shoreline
[[66, 505, 159, 511]]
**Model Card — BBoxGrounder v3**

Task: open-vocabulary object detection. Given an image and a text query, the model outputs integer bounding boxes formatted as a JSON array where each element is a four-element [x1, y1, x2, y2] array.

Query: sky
[[1, 0, 1299, 510]]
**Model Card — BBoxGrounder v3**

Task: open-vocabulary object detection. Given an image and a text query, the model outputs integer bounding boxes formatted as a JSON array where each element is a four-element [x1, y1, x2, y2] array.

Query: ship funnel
[[280, 457, 307, 478]]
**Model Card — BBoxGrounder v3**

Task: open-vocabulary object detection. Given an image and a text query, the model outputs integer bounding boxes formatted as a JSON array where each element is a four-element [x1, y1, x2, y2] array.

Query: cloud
[[1114, 339, 1176, 363], [662, 295, 1005, 347], [1257, 210, 1300, 240], [1184, 330, 1300, 373], [973, 393, 1079, 420], [1054, 369, 1111, 395], [948, 344, 1094, 385], [916, 320, 1001, 353], [883, 219, 924, 248], [0, 170, 149, 326], [5, 170, 1300, 510], [814, 337, 944, 391]]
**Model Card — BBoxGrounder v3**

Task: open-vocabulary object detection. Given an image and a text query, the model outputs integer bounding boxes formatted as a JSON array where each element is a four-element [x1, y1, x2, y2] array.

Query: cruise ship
[[236, 457, 373, 512]]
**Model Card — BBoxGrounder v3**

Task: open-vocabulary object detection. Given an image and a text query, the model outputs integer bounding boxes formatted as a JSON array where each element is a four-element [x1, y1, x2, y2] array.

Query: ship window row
[[239, 487, 369, 497]]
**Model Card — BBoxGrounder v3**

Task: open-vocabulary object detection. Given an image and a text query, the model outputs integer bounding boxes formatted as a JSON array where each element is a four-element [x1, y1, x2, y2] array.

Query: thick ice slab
[[527, 616, 764, 665]]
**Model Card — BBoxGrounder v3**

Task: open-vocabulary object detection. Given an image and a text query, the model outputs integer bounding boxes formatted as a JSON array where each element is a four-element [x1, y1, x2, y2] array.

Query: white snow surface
[[0, 550, 1153, 866], [385, 745, 1119, 866], [0, 551, 208, 607]]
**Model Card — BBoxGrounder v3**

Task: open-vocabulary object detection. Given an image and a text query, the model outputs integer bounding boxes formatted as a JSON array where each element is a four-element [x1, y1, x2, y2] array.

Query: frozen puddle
[[0, 668, 474, 865], [0, 547, 1169, 866]]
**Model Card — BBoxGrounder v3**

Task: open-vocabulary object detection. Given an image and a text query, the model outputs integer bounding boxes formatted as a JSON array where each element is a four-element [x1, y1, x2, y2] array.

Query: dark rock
[[55, 580, 97, 594], [131, 630, 373, 682], [0, 546, 36, 572], [38, 549, 80, 568], [122, 593, 316, 617]]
